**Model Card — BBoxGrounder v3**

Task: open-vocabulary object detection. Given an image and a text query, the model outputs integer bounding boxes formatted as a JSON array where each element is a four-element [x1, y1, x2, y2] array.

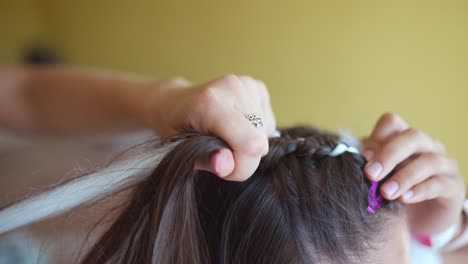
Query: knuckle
[[158, 77, 191, 89], [433, 139, 447, 153], [256, 79, 266, 87], [421, 152, 444, 165], [242, 134, 268, 156], [406, 127, 424, 137], [380, 112, 401, 126], [448, 157, 460, 172], [414, 154, 441, 178], [256, 79, 269, 96], [238, 75, 255, 83], [405, 127, 424, 140], [395, 177, 410, 192], [216, 74, 246, 96], [194, 87, 218, 109], [171, 76, 191, 86], [379, 142, 400, 161], [220, 74, 242, 88]]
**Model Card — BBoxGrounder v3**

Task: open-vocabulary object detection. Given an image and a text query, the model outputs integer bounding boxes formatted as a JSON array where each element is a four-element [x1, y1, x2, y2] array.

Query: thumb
[[194, 148, 235, 177]]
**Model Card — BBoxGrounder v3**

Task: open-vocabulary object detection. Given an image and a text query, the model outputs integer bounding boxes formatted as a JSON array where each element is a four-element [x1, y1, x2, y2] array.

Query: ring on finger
[[245, 113, 264, 128]]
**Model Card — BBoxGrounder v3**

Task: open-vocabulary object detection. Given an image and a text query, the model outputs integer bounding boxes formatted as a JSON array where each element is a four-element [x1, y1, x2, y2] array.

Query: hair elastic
[[328, 143, 359, 157], [327, 142, 383, 215], [272, 130, 281, 138], [367, 181, 383, 215]]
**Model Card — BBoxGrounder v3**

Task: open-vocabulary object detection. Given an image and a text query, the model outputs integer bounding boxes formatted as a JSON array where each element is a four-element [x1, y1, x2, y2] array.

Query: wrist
[[114, 78, 154, 130], [130, 77, 191, 134], [413, 200, 468, 251], [442, 200, 468, 252]]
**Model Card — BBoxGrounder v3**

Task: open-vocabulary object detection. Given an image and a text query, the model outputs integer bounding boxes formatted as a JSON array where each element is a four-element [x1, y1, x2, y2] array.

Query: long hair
[[78, 126, 398, 264]]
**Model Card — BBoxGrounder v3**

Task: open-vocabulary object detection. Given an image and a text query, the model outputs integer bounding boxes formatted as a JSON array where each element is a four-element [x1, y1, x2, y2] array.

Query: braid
[[261, 126, 344, 167]]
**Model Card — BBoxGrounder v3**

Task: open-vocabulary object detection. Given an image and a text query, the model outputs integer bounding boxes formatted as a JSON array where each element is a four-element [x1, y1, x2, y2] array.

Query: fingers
[[369, 112, 409, 143], [363, 113, 464, 236], [365, 127, 444, 181], [379, 153, 456, 200], [194, 148, 234, 177], [400, 174, 465, 205], [190, 76, 269, 181], [399, 176, 447, 204], [209, 108, 268, 181], [239, 76, 277, 137], [361, 112, 409, 161]]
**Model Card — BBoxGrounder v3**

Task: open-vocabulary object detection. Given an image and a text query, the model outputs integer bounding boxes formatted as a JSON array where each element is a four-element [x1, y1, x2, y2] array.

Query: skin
[[380, 216, 411, 264], [363, 112, 468, 263], [0, 66, 276, 181]]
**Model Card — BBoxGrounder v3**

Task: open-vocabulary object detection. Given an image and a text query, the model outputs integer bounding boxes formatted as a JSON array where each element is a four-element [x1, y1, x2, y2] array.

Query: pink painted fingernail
[[402, 190, 414, 200], [382, 181, 399, 197], [214, 149, 234, 177], [365, 161, 382, 180]]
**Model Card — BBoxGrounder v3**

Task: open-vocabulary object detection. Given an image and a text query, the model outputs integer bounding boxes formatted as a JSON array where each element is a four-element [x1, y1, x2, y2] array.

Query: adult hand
[[0, 68, 275, 181], [362, 113, 465, 235], [142, 74, 276, 182]]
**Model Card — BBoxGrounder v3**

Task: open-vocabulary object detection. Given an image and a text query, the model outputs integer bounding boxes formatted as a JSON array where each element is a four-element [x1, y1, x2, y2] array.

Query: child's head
[[82, 126, 409, 264]]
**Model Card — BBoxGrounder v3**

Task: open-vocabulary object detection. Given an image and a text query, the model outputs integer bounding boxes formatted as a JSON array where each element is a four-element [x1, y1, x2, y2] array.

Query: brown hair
[[80, 126, 398, 264]]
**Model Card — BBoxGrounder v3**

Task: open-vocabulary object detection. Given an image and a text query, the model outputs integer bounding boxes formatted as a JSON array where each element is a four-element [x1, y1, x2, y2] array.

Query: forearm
[[0, 66, 169, 136], [442, 200, 468, 263]]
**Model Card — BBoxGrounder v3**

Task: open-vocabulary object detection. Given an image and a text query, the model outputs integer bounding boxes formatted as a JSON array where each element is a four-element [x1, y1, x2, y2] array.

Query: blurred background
[[2, 0, 468, 157], [0, 0, 467, 263]]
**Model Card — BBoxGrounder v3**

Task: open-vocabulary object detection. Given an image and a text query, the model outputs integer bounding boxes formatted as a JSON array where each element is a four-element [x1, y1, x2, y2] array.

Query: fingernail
[[214, 153, 228, 177], [365, 161, 382, 180], [214, 149, 234, 177], [402, 190, 413, 200], [382, 181, 399, 197]]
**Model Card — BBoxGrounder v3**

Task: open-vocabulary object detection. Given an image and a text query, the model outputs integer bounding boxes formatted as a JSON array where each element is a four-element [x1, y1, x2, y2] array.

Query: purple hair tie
[[367, 181, 383, 215]]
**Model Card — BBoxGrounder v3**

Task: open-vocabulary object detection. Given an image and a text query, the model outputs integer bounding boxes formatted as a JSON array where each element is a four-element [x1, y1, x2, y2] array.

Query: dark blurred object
[[22, 43, 63, 65]]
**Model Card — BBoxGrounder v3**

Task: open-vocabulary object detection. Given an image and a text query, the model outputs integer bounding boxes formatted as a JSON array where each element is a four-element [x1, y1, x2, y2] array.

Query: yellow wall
[[2, 1, 468, 177], [0, 0, 47, 63]]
